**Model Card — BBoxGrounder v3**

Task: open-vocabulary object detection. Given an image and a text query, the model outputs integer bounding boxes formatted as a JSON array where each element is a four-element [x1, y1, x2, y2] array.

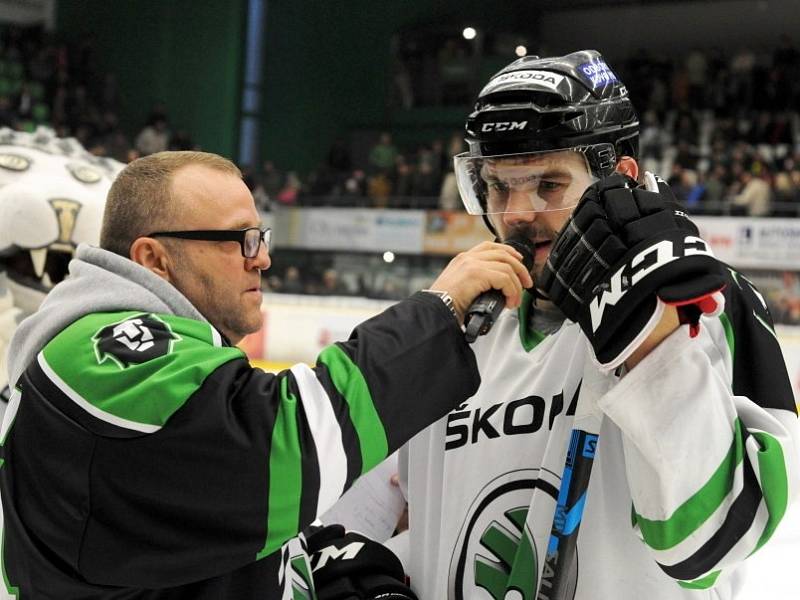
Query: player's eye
[[539, 180, 564, 192], [487, 180, 508, 193]]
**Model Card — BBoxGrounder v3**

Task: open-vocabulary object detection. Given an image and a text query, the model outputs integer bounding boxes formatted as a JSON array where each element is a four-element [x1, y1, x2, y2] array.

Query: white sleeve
[[382, 444, 410, 570], [598, 321, 800, 590]]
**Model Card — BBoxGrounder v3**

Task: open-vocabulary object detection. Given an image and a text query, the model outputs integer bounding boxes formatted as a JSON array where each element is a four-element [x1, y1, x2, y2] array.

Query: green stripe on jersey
[[678, 570, 720, 589], [718, 312, 734, 362], [42, 311, 243, 428], [319, 345, 388, 474], [750, 430, 789, 553], [517, 290, 546, 352], [1, 523, 19, 597], [634, 418, 745, 550], [259, 376, 302, 559]]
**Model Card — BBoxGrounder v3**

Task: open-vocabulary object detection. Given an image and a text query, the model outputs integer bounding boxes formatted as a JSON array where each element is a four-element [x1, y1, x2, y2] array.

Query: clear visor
[[454, 148, 599, 216]]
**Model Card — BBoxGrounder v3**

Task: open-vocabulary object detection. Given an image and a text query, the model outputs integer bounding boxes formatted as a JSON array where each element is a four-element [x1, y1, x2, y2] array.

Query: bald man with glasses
[[1, 150, 532, 598]]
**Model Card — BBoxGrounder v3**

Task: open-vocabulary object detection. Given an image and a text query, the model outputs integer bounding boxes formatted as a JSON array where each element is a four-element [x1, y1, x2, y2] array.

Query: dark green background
[[57, 0, 246, 160], [56, 0, 540, 171]]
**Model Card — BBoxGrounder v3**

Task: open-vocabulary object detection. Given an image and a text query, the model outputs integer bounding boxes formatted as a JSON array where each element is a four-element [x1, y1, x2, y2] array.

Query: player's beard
[[165, 245, 263, 344], [502, 222, 559, 288], [180, 268, 263, 343]]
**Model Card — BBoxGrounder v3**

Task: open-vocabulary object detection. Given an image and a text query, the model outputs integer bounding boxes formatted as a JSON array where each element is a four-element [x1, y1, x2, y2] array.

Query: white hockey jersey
[[401, 270, 799, 600]]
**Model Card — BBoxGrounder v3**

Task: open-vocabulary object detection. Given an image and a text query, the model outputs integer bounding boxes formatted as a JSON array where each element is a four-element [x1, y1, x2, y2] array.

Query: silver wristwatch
[[421, 289, 459, 321]]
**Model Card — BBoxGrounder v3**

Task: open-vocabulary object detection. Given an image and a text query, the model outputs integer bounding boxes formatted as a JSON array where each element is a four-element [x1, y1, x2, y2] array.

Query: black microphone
[[464, 235, 535, 343]]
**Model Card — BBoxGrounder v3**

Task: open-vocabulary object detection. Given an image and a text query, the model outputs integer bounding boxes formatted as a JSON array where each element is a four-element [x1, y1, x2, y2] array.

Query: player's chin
[[232, 316, 263, 342], [247, 308, 264, 330], [530, 262, 546, 287], [237, 299, 264, 324]]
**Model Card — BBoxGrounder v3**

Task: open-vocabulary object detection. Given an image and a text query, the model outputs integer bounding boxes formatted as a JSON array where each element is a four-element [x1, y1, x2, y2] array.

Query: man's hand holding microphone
[[425, 239, 534, 339]]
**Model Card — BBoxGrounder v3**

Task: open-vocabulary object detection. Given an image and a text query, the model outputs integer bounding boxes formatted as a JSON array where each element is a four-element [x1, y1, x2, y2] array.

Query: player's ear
[[129, 236, 172, 282], [615, 157, 639, 182]]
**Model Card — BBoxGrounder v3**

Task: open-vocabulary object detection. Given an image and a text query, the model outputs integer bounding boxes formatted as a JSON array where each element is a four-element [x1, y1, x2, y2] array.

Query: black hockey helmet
[[465, 49, 638, 167], [455, 50, 639, 230]]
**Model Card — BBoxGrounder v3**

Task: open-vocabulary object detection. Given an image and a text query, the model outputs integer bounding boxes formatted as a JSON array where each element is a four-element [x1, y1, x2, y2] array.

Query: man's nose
[[501, 190, 539, 228], [248, 240, 271, 271]]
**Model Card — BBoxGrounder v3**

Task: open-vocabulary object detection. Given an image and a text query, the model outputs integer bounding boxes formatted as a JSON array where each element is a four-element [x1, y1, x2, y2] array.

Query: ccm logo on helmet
[[589, 236, 714, 331], [481, 121, 528, 132]]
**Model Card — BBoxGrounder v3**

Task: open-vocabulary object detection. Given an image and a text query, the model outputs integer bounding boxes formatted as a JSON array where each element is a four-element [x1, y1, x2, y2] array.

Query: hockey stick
[[537, 381, 602, 600], [537, 173, 662, 599]]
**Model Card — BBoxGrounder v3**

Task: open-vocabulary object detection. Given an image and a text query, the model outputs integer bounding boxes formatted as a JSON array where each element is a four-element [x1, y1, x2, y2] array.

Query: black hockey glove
[[538, 172, 726, 370], [306, 524, 417, 600]]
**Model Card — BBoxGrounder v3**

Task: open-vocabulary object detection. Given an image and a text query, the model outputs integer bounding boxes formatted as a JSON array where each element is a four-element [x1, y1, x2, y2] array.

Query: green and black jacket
[[0, 247, 479, 599]]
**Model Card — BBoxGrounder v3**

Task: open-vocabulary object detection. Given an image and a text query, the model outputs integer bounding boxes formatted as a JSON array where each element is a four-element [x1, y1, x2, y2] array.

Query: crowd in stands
[[248, 38, 800, 218], [4, 25, 800, 218], [265, 266, 357, 297], [262, 261, 446, 305], [2, 24, 800, 317], [0, 26, 198, 164], [243, 131, 467, 213], [630, 39, 800, 217]]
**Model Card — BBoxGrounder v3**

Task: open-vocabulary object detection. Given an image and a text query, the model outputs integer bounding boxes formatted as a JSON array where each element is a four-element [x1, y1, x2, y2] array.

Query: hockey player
[[0, 150, 531, 598], [398, 50, 799, 599], [0, 126, 121, 412]]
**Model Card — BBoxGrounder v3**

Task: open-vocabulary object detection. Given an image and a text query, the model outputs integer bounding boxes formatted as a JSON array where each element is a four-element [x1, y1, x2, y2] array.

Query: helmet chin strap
[[483, 214, 498, 237]]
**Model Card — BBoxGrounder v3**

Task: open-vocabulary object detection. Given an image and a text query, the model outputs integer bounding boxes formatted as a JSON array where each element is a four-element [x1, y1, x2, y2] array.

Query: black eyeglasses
[[149, 227, 271, 258]]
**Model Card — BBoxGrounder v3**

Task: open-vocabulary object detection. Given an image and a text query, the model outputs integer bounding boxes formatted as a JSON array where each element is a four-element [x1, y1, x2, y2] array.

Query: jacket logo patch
[[93, 314, 180, 368]]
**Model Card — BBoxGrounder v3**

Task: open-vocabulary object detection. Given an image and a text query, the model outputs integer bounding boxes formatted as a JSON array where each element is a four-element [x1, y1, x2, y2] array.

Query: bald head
[[100, 151, 241, 258]]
